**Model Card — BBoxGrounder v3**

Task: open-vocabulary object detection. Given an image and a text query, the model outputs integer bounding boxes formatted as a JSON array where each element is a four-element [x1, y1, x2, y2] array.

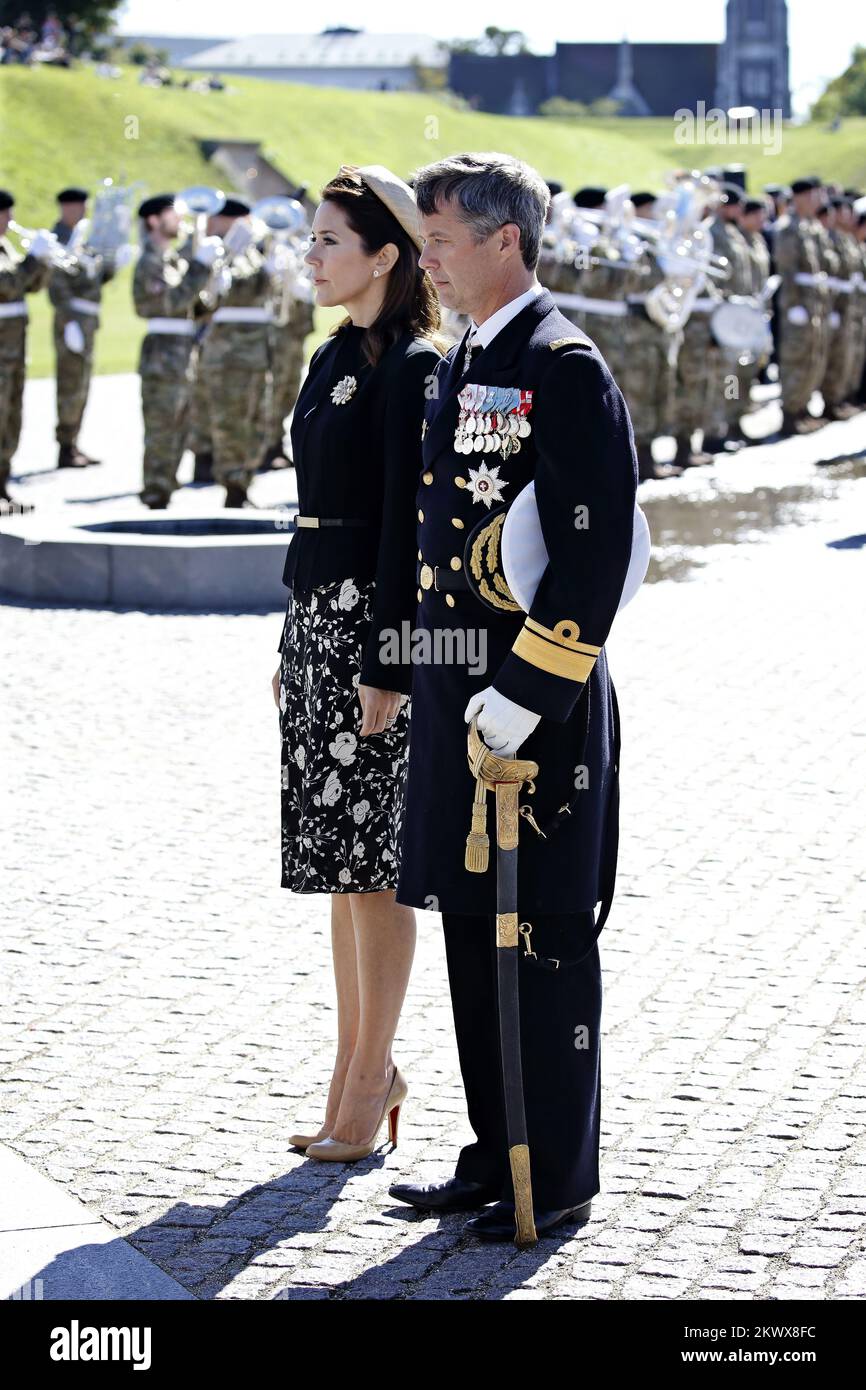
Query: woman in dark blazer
[[271, 165, 442, 1162]]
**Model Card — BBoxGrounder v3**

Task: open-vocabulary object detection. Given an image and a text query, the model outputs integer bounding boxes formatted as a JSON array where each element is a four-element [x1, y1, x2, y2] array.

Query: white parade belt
[[793, 272, 827, 287], [145, 318, 196, 336], [68, 297, 100, 317], [211, 306, 272, 324], [0, 301, 28, 319], [551, 292, 628, 317]]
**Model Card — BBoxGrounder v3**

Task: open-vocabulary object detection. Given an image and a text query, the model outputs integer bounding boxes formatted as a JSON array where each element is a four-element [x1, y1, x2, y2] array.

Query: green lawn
[[3, 64, 865, 377]]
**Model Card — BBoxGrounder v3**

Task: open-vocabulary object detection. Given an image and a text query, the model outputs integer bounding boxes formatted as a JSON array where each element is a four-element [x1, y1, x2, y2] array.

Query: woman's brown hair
[[319, 169, 442, 366]]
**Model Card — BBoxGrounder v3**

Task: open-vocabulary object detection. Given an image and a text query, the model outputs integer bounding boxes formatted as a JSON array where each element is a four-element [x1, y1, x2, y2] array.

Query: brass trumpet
[[7, 219, 79, 271]]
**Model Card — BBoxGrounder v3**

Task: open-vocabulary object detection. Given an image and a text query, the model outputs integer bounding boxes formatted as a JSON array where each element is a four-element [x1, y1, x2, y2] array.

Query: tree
[[0, 0, 121, 51], [450, 27, 529, 58], [811, 46, 866, 120]]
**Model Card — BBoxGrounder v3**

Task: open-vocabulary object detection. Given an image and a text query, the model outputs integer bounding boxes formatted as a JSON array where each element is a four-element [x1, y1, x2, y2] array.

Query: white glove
[[194, 236, 223, 268], [464, 686, 540, 757], [113, 243, 135, 270], [786, 304, 809, 326], [63, 319, 85, 354], [222, 219, 254, 256], [28, 229, 58, 262]]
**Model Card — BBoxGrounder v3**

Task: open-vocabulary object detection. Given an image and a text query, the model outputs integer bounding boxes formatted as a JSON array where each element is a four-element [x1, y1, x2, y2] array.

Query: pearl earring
[[373, 269, 380, 277]]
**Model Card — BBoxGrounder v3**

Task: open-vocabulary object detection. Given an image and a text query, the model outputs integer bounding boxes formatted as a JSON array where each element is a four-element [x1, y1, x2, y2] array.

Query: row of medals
[[454, 410, 532, 458]]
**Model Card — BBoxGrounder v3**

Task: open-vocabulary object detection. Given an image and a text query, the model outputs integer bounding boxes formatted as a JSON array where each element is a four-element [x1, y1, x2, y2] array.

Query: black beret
[[57, 187, 88, 203], [545, 180, 563, 197], [719, 183, 744, 205], [138, 193, 176, 219], [0, 190, 14, 211], [631, 191, 657, 209], [790, 176, 821, 194], [573, 186, 607, 209], [742, 198, 767, 214], [218, 196, 251, 217]]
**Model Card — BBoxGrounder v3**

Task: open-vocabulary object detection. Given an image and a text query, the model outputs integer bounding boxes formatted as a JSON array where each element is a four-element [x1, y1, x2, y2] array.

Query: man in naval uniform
[[390, 153, 637, 1241]]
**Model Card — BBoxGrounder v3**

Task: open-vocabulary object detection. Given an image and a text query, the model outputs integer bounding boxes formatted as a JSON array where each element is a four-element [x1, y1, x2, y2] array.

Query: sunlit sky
[[114, 0, 860, 115]]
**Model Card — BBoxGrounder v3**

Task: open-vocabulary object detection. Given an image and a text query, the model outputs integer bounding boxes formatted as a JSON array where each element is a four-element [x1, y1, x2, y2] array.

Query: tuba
[[250, 194, 312, 327], [643, 173, 731, 333], [176, 185, 228, 309]]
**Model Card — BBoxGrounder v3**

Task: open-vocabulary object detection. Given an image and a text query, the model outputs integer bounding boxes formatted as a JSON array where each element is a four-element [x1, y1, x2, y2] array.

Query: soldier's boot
[[57, 443, 90, 469], [827, 401, 860, 421], [140, 486, 171, 510], [726, 420, 752, 446], [637, 443, 683, 480], [672, 437, 712, 468], [777, 411, 800, 438], [73, 446, 101, 466], [193, 451, 214, 483], [224, 482, 249, 508]]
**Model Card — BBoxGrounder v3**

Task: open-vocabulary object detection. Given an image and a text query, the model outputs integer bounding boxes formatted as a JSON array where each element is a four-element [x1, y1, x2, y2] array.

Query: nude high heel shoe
[[288, 1132, 325, 1151], [305, 1065, 407, 1162]]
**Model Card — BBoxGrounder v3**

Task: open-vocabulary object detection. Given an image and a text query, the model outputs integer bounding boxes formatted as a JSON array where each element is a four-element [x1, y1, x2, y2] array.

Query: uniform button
[[451, 517, 464, 529], [422, 471, 433, 485], [454, 476, 467, 488], [445, 594, 455, 608], [450, 556, 461, 570], [417, 509, 424, 522]]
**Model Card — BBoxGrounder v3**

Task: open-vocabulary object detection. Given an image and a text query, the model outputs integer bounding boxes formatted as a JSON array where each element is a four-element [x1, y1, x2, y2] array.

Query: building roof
[[182, 31, 447, 70]]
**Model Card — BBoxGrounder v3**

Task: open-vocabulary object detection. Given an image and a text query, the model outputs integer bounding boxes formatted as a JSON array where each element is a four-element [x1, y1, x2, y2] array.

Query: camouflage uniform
[[820, 227, 861, 411], [774, 212, 830, 418], [846, 239, 866, 400], [198, 244, 271, 493], [708, 215, 756, 436], [132, 236, 210, 502], [49, 223, 115, 450], [0, 237, 50, 493], [673, 278, 724, 446], [812, 223, 840, 393], [264, 292, 314, 456], [615, 250, 675, 450]]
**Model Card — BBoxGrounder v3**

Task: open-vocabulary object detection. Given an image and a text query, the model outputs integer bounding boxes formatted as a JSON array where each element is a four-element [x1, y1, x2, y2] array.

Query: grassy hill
[[3, 63, 865, 378]]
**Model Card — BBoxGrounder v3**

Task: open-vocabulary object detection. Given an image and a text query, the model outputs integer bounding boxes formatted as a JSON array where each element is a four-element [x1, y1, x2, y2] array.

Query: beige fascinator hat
[[337, 163, 424, 252]]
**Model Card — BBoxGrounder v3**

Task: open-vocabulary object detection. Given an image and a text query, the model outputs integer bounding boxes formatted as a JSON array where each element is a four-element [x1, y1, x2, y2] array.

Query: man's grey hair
[[412, 152, 550, 270]]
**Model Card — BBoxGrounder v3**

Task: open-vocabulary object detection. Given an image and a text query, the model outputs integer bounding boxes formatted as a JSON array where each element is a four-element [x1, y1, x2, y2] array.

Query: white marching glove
[[28, 229, 58, 262], [193, 236, 223, 268], [112, 242, 135, 270], [464, 686, 540, 757], [63, 319, 86, 354]]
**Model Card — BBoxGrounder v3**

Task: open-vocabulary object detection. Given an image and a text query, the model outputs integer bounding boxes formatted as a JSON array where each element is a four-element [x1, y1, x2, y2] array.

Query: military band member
[[260, 282, 315, 471], [198, 195, 272, 507], [705, 184, 753, 451], [49, 186, 114, 469], [389, 153, 637, 1242], [818, 197, 862, 420], [774, 176, 829, 436], [848, 212, 866, 406], [132, 193, 215, 508], [0, 189, 54, 509], [617, 191, 680, 480]]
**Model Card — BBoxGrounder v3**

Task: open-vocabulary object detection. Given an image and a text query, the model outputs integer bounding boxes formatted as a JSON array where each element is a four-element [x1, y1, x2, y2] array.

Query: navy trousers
[[442, 909, 602, 1210]]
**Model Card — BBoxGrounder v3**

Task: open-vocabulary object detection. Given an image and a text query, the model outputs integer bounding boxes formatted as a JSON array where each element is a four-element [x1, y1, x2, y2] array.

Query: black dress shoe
[[463, 1198, 592, 1241], [389, 1176, 500, 1212]]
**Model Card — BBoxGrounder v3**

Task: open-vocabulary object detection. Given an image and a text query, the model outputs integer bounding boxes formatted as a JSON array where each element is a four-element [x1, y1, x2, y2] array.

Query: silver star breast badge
[[467, 461, 507, 508]]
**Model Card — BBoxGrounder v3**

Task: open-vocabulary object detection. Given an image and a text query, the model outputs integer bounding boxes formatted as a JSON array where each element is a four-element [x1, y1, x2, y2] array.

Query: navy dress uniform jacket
[[395, 288, 637, 919]]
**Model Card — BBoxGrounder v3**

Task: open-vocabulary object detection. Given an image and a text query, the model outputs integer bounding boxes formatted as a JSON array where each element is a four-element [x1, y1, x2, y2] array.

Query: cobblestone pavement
[[2, 382, 866, 1300]]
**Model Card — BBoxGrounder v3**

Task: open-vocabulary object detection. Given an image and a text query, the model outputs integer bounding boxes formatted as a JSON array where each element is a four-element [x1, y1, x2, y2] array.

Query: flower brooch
[[330, 375, 358, 405]]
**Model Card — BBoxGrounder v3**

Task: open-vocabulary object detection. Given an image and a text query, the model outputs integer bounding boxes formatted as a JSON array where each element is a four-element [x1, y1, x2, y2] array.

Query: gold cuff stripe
[[512, 627, 597, 682], [524, 615, 600, 656]]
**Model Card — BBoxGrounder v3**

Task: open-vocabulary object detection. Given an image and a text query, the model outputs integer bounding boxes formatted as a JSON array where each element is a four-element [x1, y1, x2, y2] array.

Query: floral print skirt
[[278, 577, 411, 893]]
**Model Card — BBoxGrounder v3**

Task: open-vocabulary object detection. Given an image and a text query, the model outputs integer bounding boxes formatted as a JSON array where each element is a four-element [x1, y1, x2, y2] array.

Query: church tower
[[715, 0, 790, 116]]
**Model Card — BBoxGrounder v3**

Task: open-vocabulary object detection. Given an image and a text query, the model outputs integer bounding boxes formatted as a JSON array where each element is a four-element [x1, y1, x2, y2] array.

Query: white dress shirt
[[469, 281, 545, 350]]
